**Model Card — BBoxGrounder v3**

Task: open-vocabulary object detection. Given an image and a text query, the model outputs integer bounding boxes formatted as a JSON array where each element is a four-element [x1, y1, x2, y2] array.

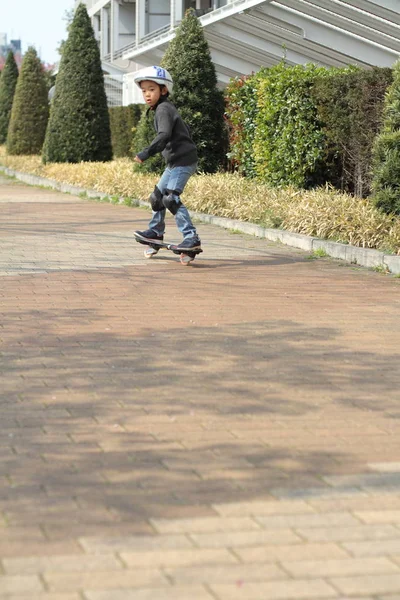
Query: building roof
[[121, 0, 400, 85]]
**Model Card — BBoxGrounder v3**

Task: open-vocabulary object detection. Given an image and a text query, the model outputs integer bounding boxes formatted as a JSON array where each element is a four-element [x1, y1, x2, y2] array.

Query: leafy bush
[[162, 9, 227, 173], [0, 51, 19, 144], [312, 66, 392, 197], [372, 59, 400, 215], [7, 47, 48, 155], [224, 64, 391, 195], [42, 3, 112, 163], [254, 62, 326, 188], [225, 73, 261, 178], [109, 104, 142, 157]]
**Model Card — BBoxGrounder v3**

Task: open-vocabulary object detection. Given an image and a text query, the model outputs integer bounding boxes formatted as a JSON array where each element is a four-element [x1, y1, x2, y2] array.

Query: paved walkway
[[1, 174, 400, 599]]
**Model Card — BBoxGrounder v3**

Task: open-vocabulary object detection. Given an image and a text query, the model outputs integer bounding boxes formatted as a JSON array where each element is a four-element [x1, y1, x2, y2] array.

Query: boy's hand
[[134, 156, 143, 164]]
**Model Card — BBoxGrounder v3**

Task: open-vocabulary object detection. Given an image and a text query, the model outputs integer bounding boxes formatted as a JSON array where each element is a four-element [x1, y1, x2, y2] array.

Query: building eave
[[119, 0, 400, 84]]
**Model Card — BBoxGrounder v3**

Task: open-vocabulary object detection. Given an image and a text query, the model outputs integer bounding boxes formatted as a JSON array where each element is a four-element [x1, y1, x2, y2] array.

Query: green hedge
[[254, 63, 326, 188], [371, 59, 400, 215], [225, 73, 260, 178], [312, 66, 392, 198], [225, 62, 392, 194], [109, 104, 142, 158], [225, 63, 327, 188]]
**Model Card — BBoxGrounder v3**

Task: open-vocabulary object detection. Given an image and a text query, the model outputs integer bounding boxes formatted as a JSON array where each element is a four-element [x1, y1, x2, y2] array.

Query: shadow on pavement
[[1, 312, 399, 541]]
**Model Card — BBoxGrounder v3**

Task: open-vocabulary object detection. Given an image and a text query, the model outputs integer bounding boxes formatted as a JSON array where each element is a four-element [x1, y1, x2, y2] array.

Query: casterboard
[[133, 232, 202, 265]]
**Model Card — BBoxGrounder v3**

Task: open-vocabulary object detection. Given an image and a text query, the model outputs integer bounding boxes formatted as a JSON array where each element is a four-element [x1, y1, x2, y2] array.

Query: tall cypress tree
[[43, 3, 112, 163], [162, 9, 227, 173], [7, 47, 49, 155], [0, 51, 19, 144], [371, 59, 400, 215]]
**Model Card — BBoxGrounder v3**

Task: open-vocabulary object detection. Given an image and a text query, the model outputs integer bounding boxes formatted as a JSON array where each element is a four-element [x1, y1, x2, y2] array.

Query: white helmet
[[133, 66, 173, 94]]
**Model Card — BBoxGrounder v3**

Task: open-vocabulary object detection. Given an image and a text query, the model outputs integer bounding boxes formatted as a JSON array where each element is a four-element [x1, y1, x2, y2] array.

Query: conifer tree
[[7, 47, 48, 155], [43, 3, 112, 163], [162, 9, 227, 172], [371, 59, 400, 215], [0, 51, 19, 144]]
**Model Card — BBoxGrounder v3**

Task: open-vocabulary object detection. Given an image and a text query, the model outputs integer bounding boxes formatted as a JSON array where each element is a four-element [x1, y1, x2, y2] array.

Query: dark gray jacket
[[137, 97, 198, 167]]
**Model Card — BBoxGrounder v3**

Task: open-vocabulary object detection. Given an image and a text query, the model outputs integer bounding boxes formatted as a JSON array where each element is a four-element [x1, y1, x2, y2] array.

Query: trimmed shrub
[[0, 51, 19, 144], [312, 66, 392, 197], [225, 73, 261, 178], [109, 104, 142, 157], [372, 59, 400, 215], [162, 9, 227, 173], [7, 47, 49, 155], [254, 62, 326, 188], [224, 64, 391, 195], [43, 3, 112, 163]]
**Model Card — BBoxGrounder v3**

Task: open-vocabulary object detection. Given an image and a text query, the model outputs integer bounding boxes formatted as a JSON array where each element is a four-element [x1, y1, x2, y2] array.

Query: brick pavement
[[0, 173, 400, 599]]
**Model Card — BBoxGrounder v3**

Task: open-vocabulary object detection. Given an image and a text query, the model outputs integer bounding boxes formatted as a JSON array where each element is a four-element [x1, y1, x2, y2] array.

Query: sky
[[0, 0, 75, 65]]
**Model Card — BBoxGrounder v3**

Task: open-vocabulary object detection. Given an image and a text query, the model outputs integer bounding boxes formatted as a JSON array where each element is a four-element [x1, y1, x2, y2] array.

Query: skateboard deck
[[133, 232, 202, 265]]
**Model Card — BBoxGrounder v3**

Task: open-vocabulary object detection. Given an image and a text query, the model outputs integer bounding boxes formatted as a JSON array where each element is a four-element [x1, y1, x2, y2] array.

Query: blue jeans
[[148, 164, 199, 240]]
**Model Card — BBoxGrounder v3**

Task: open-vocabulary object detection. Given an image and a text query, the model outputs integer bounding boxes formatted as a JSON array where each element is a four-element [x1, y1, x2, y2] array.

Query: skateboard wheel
[[180, 253, 193, 265], [144, 247, 158, 259]]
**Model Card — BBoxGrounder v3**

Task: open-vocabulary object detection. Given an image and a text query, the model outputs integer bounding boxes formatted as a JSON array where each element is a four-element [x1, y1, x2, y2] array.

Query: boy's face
[[140, 80, 167, 107]]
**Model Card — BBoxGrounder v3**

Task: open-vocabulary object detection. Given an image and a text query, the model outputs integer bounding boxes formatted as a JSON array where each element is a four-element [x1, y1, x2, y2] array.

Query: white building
[[76, 0, 400, 106]]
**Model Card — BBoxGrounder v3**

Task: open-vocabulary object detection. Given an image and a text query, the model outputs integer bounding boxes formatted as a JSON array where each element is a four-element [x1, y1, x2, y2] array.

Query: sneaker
[[134, 229, 164, 242], [175, 237, 201, 251]]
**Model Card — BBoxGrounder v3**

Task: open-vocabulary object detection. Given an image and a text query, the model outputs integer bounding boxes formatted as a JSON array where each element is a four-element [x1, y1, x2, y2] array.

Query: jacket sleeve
[[137, 104, 174, 161]]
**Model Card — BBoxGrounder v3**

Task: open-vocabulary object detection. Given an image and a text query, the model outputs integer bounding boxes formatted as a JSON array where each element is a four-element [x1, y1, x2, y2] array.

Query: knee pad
[[162, 190, 182, 216], [149, 186, 164, 212]]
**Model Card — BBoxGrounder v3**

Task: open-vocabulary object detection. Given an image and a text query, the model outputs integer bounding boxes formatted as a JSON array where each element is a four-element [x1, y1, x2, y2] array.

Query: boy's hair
[[159, 84, 169, 98]]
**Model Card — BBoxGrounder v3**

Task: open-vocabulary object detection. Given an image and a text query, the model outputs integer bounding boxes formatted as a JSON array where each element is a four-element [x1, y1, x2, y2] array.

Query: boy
[[133, 66, 201, 253]]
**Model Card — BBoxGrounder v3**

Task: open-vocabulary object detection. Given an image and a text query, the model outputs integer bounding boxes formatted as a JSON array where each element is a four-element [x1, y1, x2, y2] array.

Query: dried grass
[[1, 147, 399, 255]]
